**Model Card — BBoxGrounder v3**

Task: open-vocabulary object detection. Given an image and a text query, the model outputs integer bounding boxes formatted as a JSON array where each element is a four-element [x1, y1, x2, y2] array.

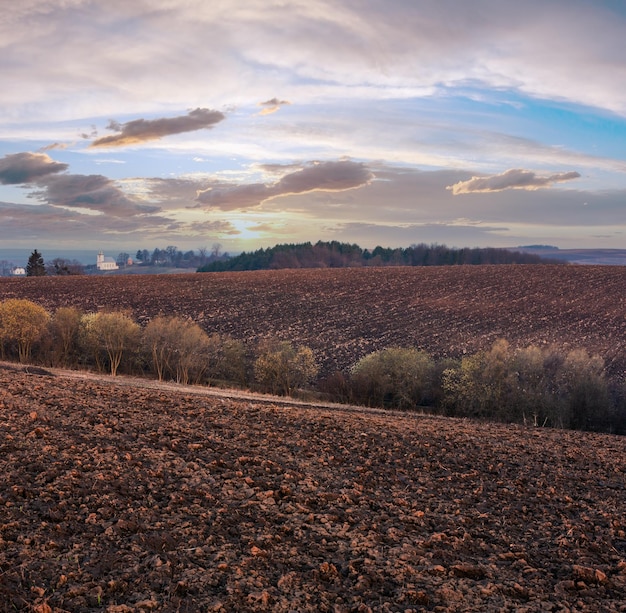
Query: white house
[[11, 267, 26, 276], [96, 251, 118, 271]]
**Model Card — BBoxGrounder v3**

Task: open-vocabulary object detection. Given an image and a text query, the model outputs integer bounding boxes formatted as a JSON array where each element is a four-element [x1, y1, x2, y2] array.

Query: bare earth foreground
[[1, 366, 625, 612]]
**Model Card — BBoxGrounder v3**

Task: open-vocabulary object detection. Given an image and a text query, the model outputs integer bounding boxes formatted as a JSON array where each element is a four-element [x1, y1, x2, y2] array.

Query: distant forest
[[197, 241, 565, 272]]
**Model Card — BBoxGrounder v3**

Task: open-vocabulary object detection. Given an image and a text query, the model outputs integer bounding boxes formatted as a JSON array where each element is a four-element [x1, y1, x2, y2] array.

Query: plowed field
[[1, 265, 624, 379], [1, 365, 625, 612]]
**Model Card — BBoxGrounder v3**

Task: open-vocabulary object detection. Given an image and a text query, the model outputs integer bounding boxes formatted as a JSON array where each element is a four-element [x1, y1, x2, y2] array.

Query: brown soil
[[1, 265, 624, 380], [1, 365, 625, 612]]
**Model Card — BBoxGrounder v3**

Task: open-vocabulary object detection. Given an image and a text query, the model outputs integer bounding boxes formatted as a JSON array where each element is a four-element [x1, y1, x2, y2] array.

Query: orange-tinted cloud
[[0, 152, 68, 184], [447, 169, 581, 195], [90, 108, 225, 148], [258, 97, 291, 115]]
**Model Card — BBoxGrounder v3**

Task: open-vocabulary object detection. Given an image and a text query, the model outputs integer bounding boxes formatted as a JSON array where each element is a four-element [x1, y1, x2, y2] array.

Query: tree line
[[5, 250, 86, 277], [10, 241, 562, 278], [197, 241, 565, 272], [127, 244, 227, 269], [0, 298, 623, 434], [4, 245, 227, 277]]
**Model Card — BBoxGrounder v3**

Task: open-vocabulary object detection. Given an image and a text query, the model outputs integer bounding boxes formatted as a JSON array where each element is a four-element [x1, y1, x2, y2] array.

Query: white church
[[96, 251, 118, 271]]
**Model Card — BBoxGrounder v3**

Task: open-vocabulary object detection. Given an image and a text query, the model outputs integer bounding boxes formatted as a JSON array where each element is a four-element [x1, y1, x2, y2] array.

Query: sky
[[1, 0, 626, 259]]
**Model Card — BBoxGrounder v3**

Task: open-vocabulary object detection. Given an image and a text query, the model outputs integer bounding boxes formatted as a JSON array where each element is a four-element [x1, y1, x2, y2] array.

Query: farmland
[[1, 365, 625, 611], [0, 265, 624, 380]]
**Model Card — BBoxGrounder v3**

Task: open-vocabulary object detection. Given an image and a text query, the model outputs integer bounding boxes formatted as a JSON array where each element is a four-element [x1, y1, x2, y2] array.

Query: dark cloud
[[276, 161, 373, 194], [144, 177, 210, 210], [196, 160, 374, 210], [0, 152, 68, 185], [90, 108, 226, 148], [196, 183, 270, 211], [447, 169, 581, 195], [31, 174, 160, 217], [258, 98, 291, 115], [180, 220, 241, 236], [258, 163, 302, 176], [0, 201, 180, 243], [81, 126, 98, 140]]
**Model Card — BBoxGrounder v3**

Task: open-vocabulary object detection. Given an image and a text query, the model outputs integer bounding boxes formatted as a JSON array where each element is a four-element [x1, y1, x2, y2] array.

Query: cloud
[[196, 160, 374, 210], [258, 98, 291, 116], [0, 201, 179, 244], [31, 173, 160, 217], [90, 108, 226, 148], [0, 152, 68, 185], [39, 142, 68, 152], [196, 182, 271, 211], [180, 220, 241, 236], [447, 169, 581, 195]]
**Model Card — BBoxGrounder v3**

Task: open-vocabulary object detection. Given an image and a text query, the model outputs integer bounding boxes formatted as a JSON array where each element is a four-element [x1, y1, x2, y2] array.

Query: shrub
[[318, 371, 353, 404], [49, 306, 82, 366], [142, 315, 179, 381], [169, 320, 211, 385], [557, 348, 610, 431], [78, 313, 105, 371], [143, 315, 213, 384], [254, 339, 318, 396], [205, 333, 248, 387], [0, 299, 50, 363], [350, 347, 435, 409], [442, 341, 512, 418], [78, 311, 140, 376], [441, 339, 614, 431]]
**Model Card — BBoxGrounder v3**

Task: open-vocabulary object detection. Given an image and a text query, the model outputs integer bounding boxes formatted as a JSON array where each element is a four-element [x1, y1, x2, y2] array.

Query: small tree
[[142, 315, 213, 384], [143, 315, 176, 381], [78, 313, 105, 371], [0, 299, 50, 362], [79, 311, 140, 375], [117, 252, 130, 268], [26, 250, 46, 277], [205, 333, 248, 386], [254, 339, 318, 396], [350, 347, 435, 409], [171, 320, 211, 384]]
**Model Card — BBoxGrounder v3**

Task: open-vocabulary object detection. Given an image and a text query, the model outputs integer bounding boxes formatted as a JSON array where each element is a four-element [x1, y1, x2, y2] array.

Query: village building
[[96, 251, 118, 271], [11, 267, 26, 276]]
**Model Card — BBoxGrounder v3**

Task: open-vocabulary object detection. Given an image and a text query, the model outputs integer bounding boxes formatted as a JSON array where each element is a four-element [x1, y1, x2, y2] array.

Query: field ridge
[[1, 265, 625, 382]]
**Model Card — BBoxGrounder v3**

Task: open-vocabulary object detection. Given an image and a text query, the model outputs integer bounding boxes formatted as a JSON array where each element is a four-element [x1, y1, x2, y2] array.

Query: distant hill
[[197, 240, 563, 272], [515, 246, 626, 266]]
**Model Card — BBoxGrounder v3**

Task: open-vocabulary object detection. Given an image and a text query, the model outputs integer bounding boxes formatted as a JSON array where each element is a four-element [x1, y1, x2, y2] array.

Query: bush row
[[321, 341, 626, 434], [1, 299, 624, 433], [0, 299, 317, 394]]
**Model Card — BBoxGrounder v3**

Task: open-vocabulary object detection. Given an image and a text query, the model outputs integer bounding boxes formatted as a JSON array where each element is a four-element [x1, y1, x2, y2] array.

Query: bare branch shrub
[[78, 311, 140, 376], [205, 333, 248, 387]]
